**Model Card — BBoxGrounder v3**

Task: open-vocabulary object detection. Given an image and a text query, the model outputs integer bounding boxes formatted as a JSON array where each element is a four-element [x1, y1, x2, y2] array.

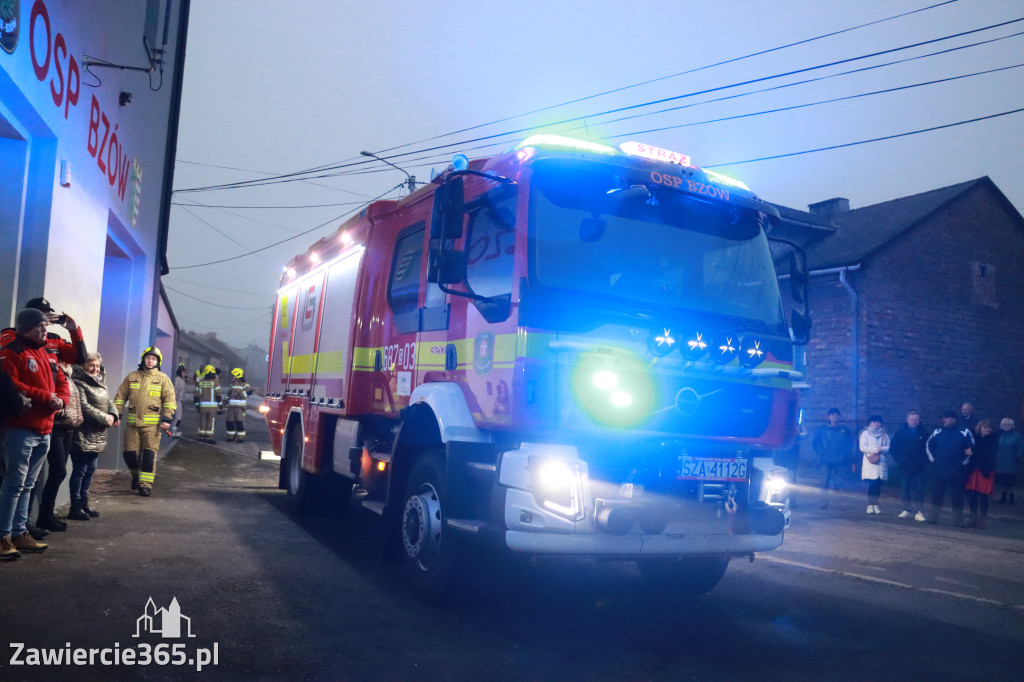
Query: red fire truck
[[262, 134, 809, 601]]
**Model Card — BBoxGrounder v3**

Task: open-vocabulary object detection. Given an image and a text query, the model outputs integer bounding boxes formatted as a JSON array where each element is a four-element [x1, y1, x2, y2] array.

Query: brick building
[[776, 177, 1024, 436]]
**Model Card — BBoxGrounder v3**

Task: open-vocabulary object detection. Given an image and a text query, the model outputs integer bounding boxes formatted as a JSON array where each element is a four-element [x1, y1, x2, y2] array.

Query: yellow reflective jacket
[[225, 379, 250, 407], [113, 368, 177, 427], [196, 373, 222, 408]]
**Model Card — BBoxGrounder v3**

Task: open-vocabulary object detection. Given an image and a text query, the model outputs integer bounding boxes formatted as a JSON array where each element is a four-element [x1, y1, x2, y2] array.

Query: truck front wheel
[[285, 426, 316, 514], [637, 555, 730, 598], [401, 450, 458, 603]]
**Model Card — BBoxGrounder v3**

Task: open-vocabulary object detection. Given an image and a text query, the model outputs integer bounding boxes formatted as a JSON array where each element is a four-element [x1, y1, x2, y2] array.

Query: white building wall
[[0, 0, 187, 385]]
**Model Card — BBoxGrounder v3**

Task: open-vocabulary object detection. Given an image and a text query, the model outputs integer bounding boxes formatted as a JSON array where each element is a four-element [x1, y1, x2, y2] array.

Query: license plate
[[678, 456, 747, 481]]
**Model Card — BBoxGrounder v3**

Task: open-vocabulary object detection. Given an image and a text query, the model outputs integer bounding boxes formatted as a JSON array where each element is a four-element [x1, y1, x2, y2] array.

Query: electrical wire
[[164, 276, 273, 296], [172, 15, 1024, 195], [372, 0, 964, 155], [704, 106, 1024, 168], [170, 182, 405, 270], [164, 285, 270, 310]]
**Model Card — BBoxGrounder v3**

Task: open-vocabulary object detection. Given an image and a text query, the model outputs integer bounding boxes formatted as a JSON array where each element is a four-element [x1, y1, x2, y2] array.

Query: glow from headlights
[[530, 457, 584, 519], [610, 390, 633, 407], [762, 475, 788, 503], [571, 352, 654, 428], [592, 370, 619, 391]]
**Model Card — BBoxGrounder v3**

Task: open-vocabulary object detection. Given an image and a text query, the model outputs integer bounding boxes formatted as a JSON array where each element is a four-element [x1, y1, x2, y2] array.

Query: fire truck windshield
[[528, 158, 786, 331]]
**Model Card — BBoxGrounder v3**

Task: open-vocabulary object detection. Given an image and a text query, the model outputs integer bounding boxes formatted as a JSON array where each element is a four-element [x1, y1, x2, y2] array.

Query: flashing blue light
[[452, 154, 470, 171]]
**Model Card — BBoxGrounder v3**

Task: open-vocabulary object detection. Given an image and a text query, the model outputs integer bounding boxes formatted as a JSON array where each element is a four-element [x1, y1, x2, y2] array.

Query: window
[[972, 261, 996, 308], [465, 186, 517, 301], [388, 222, 426, 316]]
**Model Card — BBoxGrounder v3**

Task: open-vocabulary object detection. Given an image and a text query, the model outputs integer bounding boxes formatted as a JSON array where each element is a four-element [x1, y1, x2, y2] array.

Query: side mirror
[[428, 247, 465, 285], [791, 310, 811, 345], [430, 177, 465, 240]]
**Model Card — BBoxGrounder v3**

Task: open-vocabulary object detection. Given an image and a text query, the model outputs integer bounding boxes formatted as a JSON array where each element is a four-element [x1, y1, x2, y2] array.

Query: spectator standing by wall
[[34, 362, 83, 532], [926, 410, 975, 526], [966, 419, 998, 528], [859, 415, 890, 515], [958, 402, 979, 432], [69, 353, 117, 520], [0, 309, 70, 559], [890, 410, 929, 522], [812, 408, 856, 509], [995, 418, 1022, 505]]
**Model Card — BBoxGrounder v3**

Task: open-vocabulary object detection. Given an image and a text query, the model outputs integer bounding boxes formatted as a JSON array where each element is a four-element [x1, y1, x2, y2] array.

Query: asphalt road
[[1, 414, 1022, 681]]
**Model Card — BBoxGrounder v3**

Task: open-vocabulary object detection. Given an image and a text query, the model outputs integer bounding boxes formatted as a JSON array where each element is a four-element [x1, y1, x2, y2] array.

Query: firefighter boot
[[138, 449, 156, 497], [123, 451, 140, 490], [81, 494, 100, 518]]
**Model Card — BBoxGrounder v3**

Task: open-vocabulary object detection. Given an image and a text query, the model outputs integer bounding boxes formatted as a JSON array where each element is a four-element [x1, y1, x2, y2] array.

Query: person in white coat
[[860, 415, 891, 515]]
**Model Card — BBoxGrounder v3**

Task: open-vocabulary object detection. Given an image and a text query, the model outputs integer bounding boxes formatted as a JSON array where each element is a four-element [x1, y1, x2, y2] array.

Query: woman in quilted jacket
[[68, 353, 118, 520]]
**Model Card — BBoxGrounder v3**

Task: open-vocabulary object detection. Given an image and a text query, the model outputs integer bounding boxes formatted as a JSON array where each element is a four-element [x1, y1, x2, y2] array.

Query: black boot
[[37, 514, 68, 532], [26, 520, 50, 539], [67, 500, 91, 521], [81, 494, 100, 518]]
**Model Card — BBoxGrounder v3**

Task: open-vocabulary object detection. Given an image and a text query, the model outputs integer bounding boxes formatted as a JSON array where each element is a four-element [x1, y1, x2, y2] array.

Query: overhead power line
[[372, 0, 964, 155], [705, 106, 1024, 168], [164, 284, 271, 311], [172, 2, 969, 195], [170, 182, 405, 270]]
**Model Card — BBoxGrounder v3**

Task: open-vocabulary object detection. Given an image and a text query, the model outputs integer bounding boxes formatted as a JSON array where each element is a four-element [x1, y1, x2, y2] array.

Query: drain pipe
[[808, 265, 862, 425]]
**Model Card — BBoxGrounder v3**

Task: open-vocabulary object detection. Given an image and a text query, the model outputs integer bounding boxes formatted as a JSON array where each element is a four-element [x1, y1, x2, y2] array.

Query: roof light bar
[[516, 135, 616, 155]]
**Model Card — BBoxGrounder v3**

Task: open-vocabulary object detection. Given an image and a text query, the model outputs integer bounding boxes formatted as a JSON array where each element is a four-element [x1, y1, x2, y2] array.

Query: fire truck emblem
[[0, 0, 19, 54], [473, 332, 493, 375]]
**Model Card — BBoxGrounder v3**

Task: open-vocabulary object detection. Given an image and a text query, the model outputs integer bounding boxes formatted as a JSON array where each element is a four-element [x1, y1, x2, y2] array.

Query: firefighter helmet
[[141, 346, 162, 367], [231, 368, 244, 379], [203, 364, 216, 376]]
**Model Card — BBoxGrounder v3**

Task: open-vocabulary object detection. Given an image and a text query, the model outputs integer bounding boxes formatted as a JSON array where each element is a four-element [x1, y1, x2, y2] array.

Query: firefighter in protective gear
[[224, 368, 251, 442], [196, 365, 221, 443], [113, 347, 176, 497]]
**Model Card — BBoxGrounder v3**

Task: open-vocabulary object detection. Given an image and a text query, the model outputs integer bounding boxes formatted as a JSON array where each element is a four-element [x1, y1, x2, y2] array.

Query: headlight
[[761, 474, 788, 504], [529, 456, 585, 520]]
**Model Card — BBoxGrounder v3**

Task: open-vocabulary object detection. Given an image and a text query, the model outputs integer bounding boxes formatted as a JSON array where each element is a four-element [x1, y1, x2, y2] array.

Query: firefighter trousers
[[198, 406, 217, 441], [123, 425, 162, 490], [226, 406, 246, 440]]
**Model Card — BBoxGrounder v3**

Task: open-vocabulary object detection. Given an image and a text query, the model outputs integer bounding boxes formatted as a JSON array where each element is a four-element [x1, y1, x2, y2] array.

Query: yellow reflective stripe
[[141, 416, 161, 424], [162, 402, 176, 409], [138, 472, 155, 483], [127, 415, 137, 424], [129, 382, 140, 389]]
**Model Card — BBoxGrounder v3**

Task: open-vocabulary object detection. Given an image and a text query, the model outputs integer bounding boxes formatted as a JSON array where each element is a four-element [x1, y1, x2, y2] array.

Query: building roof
[[799, 177, 1010, 270]]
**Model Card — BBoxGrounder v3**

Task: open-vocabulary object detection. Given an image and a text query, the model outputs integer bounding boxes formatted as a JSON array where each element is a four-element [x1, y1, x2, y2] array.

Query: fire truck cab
[[263, 135, 809, 602]]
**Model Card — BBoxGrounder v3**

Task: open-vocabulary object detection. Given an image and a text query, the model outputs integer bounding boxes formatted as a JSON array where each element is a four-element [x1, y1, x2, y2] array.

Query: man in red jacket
[[0, 309, 70, 560]]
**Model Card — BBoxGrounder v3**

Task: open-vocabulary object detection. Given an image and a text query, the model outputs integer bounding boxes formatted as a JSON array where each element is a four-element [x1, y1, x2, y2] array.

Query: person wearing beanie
[[0, 297, 87, 366], [112, 347, 176, 497], [0, 309, 71, 559]]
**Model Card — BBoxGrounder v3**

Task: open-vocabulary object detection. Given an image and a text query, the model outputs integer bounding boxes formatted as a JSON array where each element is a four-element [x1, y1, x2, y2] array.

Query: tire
[[400, 450, 458, 603], [285, 426, 317, 514], [637, 555, 730, 598]]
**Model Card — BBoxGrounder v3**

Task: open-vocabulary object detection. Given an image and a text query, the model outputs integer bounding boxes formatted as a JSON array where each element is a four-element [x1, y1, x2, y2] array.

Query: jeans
[[69, 451, 99, 500], [0, 429, 51, 537], [901, 471, 925, 511]]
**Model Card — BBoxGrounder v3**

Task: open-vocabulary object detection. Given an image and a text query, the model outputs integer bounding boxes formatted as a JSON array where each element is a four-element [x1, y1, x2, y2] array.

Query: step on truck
[[262, 134, 810, 602]]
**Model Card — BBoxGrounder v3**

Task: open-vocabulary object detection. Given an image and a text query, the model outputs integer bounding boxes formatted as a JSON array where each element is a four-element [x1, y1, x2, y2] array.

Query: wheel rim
[[402, 483, 442, 571]]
